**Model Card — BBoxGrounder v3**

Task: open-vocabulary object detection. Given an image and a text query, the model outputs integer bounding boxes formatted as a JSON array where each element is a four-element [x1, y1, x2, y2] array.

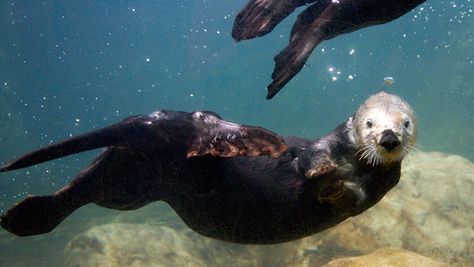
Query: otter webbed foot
[[232, 0, 316, 41], [296, 149, 337, 179], [0, 195, 75, 236], [187, 111, 288, 158], [267, 0, 332, 99], [0, 110, 288, 174], [305, 159, 337, 179]]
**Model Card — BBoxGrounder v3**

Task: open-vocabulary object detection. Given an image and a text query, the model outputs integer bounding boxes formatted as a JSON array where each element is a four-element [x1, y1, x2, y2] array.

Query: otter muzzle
[[379, 130, 400, 152]]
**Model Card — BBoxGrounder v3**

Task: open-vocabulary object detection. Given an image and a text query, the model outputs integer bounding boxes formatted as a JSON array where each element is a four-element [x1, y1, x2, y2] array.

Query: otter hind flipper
[[0, 195, 75, 236], [187, 111, 287, 158], [0, 115, 154, 172], [0, 111, 287, 172], [232, 0, 315, 41], [266, 0, 332, 99], [262, 0, 426, 99]]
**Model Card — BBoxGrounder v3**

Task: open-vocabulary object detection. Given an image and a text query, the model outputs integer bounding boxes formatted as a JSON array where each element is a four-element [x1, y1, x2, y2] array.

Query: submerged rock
[[64, 223, 304, 267], [64, 151, 473, 266], [321, 248, 450, 267], [64, 224, 206, 267]]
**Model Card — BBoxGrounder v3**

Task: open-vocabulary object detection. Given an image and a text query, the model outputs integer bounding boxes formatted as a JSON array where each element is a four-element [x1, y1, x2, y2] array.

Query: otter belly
[[164, 156, 351, 244]]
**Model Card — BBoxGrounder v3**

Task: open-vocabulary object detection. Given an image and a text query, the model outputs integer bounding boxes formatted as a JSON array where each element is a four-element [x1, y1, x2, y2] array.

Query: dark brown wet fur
[[1, 109, 401, 244]]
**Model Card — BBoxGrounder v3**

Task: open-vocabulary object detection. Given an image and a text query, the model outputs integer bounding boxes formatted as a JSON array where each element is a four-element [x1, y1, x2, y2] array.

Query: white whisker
[[358, 145, 376, 163], [405, 143, 418, 152], [360, 148, 373, 159], [355, 146, 370, 157], [367, 148, 377, 166]]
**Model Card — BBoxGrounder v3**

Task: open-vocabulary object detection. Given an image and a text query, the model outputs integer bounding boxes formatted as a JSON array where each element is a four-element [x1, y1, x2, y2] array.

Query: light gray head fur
[[350, 91, 417, 166]]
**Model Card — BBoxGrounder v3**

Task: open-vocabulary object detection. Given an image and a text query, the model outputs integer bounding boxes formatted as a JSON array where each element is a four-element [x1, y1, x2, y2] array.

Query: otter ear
[[346, 116, 357, 145], [187, 113, 287, 159], [346, 116, 354, 130]]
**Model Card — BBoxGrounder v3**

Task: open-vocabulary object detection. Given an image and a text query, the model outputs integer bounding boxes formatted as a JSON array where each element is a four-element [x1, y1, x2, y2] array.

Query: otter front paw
[[305, 160, 337, 179]]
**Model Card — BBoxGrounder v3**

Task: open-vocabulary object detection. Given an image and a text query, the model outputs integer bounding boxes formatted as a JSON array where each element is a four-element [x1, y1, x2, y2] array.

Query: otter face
[[352, 91, 417, 166]]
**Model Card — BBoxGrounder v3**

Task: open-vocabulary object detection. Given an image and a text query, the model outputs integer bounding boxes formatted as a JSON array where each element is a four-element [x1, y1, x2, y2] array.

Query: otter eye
[[366, 120, 373, 129], [404, 119, 410, 128]]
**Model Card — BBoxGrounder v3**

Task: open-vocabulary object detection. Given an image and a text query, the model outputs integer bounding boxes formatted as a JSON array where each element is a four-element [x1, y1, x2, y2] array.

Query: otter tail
[[0, 194, 84, 236], [0, 116, 152, 172]]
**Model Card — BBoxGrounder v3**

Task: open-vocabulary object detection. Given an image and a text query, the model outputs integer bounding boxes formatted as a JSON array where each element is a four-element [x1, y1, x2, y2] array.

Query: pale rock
[[322, 248, 451, 267], [64, 224, 205, 267]]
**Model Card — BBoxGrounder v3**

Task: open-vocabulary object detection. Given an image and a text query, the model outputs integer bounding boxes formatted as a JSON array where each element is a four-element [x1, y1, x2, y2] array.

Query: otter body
[[168, 134, 401, 244], [0, 92, 416, 244]]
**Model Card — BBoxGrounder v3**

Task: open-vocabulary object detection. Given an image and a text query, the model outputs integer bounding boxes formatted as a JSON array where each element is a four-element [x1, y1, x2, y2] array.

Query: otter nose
[[379, 130, 400, 152]]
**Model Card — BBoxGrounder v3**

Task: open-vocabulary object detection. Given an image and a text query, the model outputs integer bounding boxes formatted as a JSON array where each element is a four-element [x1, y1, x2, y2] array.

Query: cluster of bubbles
[[325, 48, 358, 82]]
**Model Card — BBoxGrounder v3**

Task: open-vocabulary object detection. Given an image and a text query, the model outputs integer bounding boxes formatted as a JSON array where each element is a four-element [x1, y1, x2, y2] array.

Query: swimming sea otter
[[0, 91, 416, 244]]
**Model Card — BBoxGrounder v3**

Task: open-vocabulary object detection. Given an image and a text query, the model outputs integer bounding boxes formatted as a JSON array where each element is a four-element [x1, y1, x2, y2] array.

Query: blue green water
[[0, 1, 473, 266]]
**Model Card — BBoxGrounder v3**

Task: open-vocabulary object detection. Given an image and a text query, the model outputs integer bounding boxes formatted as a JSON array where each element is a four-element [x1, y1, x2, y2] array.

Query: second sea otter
[[233, 0, 427, 99]]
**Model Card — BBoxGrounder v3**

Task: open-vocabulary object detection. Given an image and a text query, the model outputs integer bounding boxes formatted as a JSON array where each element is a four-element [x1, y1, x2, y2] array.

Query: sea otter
[[0, 91, 416, 244], [232, 0, 427, 99]]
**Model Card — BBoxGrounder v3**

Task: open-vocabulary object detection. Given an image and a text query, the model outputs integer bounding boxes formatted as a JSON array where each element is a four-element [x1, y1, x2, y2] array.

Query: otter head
[[351, 91, 417, 166]]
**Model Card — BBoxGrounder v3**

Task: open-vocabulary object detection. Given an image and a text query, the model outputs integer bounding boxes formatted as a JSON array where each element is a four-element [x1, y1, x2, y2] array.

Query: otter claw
[[306, 162, 337, 179]]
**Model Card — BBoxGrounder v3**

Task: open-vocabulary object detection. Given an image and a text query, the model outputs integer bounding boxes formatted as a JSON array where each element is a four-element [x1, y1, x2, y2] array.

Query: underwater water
[[0, 0, 473, 266]]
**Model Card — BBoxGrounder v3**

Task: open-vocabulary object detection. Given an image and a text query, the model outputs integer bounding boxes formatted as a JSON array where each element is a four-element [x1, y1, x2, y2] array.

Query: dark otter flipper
[[232, 0, 316, 41], [0, 116, 153, 172], [187, 111, 287, 158], [267, 0, 331, 99], [243, 0, 427, 99], [0, 111, 287, 172], [0, 195, 76, 236], [1, 147, 135, 236]]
